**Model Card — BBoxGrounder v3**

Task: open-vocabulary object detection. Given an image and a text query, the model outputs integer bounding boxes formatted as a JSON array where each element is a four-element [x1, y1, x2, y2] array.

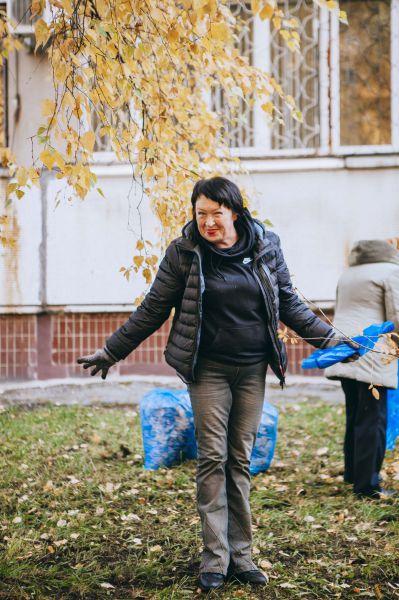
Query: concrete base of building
[[0, 374, 342, 409]]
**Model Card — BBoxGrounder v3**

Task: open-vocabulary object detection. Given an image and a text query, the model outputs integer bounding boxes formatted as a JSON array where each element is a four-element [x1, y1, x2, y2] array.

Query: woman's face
[[195, 195, 238, 249]]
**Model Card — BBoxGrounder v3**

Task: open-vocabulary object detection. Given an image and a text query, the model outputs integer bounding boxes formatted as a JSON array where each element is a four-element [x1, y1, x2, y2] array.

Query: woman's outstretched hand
[[323, 335, 361, 363], [77, 348, 116, 379]]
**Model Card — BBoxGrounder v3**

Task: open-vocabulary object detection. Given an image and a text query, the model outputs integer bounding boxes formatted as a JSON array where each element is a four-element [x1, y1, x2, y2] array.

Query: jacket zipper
[[191, 248, 203, 382], [253, 263, 286, 387]]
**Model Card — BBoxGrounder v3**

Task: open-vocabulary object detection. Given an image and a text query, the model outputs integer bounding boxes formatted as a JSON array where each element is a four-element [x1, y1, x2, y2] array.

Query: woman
[[78, 177, 343, 591], [325, 239, 399, 498]]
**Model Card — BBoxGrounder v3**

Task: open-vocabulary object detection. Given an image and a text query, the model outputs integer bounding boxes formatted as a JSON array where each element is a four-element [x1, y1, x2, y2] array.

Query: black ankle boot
[[233, 570, 268, 585], [198, 572, 225, 591]]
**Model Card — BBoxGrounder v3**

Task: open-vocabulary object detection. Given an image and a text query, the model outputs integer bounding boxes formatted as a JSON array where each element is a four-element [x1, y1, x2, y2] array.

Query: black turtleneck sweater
[[198, 216, 271, 365]]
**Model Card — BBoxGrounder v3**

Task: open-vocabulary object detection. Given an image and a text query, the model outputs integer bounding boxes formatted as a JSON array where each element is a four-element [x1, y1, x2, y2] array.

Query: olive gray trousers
[[188, 357, 267, 575]]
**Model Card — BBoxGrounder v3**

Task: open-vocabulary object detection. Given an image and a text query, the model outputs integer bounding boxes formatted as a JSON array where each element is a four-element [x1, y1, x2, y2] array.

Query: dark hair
[[191, 177, 244, 216]]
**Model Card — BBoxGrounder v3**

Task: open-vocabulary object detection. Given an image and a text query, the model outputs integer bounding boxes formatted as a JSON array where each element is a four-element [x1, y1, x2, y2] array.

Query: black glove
[[77, 347, 117, 379], [323, 334, 361, 363]]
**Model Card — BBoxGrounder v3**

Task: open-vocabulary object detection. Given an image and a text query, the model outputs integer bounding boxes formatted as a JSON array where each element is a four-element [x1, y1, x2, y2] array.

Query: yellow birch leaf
[[16, 166, 29, 186], [339, 10, 348, 24], [52, 151, 65, 170], [272, 16, 281, 29], [34, 19, 50, 49], [259, 4, 274, 20], [143, 268, 152, 285], [133, 256, 144, 268], [251, 0, 261, 14], [42, 99, 56, 118], [327, 0, 338, 8], [261, 102, 273, 114], [371, 387, 380, 400], [209, 22, 231, 42], [136, 240, 144, 251], [81, 131, 95, 153], [167, 29, 179, 43], [40, 149, 56, 171]]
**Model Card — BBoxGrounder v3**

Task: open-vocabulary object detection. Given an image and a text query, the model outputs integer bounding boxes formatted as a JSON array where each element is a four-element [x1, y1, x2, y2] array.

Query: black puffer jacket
[[106, 222, 335, 385]]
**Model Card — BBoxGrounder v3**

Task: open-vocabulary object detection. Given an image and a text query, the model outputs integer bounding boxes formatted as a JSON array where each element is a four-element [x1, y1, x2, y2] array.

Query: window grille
[[270, 0, 321, 150], [211, 2, 255, 148]]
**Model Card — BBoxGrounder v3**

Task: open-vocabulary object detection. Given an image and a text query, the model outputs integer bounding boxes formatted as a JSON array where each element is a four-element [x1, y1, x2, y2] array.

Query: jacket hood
[[348, 240, 399, 267]]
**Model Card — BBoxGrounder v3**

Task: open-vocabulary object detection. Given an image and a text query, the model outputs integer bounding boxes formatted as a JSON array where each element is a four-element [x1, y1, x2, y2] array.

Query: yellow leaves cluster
[[2, 0, 334, 279]]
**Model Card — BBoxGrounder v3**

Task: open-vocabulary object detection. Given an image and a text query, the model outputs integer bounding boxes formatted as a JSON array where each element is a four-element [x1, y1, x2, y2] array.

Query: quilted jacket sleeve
[[274, 235, 335, 348], [105, 243, 186, 360]]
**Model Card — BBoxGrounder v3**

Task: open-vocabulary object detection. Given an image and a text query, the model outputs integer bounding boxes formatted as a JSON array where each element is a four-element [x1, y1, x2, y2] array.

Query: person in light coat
[[325, 239, 399, 498]]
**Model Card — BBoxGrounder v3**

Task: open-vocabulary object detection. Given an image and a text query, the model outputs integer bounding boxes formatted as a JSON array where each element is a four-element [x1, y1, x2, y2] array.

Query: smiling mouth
[[206, 229, 218, 235]]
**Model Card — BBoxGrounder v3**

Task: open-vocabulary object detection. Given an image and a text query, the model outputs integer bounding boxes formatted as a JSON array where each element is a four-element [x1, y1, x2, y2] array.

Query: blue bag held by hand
[[301, 321, 395, 369], [249, 402, 278, 475], [140, 388, 197, 470], [302, 321, 398, 449]]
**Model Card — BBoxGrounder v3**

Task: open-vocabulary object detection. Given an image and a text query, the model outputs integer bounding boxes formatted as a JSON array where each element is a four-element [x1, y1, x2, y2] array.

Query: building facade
[[0, 0, 398, 381]]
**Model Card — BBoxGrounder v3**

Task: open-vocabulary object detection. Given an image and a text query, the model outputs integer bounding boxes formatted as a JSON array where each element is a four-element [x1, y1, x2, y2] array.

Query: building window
[[339, 0, 391, 146], [224, 0, 399, 156], [92, 0, 399, 158]]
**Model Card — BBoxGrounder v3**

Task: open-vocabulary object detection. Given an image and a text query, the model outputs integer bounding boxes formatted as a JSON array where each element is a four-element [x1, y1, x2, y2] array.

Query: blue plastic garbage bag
[[140, 388, 278, 473], [249, 402, 279, 475], [301, 321, 395, 370], [387, 371, 399, 450], [140, 388, 197, 470]]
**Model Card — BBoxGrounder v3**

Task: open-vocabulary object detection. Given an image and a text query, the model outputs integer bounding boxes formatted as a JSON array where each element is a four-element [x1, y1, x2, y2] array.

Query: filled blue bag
[[140, 388, 278, 474], [249, 402, 278, 475], [301, 321, 395, 369], [387, 372, 399, 450], [140, 388, 197, 470]]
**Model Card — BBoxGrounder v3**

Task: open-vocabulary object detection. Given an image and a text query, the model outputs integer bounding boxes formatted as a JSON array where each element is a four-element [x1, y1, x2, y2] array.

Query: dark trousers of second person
[[188, 358, 267, 575], [341, 378, 387, 495]]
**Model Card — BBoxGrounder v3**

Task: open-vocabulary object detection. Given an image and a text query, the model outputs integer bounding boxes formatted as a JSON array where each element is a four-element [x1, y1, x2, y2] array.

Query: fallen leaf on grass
[[120, 513, 141, 522], [66, 476, 80, 485], [99, 482, 121, 494], [316, 447, 329, 456], [259, 559, 272, 570], [100, 582, 115, 589], [57, 519, 67, 527], [280, 582, 296, 588], [148, 545, 162, 553], [12, 516, 22, 524]]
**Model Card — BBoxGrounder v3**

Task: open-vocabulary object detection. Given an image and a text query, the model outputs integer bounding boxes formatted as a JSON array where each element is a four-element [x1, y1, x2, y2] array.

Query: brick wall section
[[0, 312, 333, 381], [0, 315, 38, 380]]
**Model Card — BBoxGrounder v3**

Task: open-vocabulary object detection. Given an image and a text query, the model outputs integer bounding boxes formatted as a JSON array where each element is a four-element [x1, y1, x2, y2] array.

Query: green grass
[[0, 401, 398, 599]]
